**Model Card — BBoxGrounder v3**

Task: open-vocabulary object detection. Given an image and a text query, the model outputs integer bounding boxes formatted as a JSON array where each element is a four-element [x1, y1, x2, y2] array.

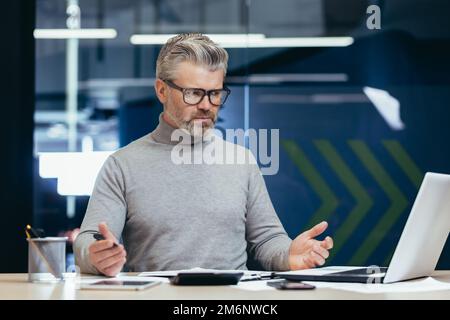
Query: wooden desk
[[1, 271, 450, 300]]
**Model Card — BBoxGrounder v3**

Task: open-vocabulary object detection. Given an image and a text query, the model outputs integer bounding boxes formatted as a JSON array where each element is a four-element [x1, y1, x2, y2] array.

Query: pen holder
[[27, 237, 67, 283]]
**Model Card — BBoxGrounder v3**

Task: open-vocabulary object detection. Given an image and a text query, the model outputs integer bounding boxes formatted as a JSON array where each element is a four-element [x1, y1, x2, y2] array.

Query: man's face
[[159, 61, 224, 136]]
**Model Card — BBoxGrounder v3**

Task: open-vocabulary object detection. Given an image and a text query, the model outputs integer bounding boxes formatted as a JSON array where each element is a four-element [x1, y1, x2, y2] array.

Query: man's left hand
[[288, 221, 334, 270]]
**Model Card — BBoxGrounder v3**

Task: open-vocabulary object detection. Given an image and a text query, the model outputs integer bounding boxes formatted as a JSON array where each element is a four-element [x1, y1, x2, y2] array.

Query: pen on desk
[[260, 272, 279, 280], [241, 272, 279, 282]]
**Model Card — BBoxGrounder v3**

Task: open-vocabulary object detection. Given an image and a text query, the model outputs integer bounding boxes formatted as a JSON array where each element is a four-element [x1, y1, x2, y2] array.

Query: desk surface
[[1, 271, 450, 300]]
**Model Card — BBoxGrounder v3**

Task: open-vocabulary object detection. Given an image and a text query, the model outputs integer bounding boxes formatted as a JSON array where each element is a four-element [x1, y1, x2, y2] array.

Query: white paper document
[[276, 266, 363, 276], [233, 279, 281, 291], [234, 277, 450, 293], [302, 277, 450, 294], [138, 268, 272, 281]]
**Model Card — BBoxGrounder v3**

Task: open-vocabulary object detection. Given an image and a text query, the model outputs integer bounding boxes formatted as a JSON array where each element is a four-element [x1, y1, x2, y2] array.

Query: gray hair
[[156, 33, 229, 81]]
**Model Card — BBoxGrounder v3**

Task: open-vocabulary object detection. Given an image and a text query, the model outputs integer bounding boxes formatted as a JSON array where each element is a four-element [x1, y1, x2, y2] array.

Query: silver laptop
[[276, 172, 450, 284]]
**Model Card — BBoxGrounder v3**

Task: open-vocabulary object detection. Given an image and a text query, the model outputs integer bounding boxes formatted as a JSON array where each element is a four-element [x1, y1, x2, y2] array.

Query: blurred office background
[[2, 0, 449, 272]]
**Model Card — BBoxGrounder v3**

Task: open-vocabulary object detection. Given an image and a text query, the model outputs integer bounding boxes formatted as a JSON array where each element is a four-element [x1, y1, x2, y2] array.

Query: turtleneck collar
[[149, 112, 215, 146]]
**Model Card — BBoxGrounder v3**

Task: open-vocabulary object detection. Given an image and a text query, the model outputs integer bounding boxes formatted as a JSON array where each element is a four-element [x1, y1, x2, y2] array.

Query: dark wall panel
[[0, 0, 35, 272]]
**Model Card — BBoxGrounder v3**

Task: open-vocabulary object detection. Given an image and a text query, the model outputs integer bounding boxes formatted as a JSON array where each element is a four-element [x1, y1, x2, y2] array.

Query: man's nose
[[197, 95, 213, 111]]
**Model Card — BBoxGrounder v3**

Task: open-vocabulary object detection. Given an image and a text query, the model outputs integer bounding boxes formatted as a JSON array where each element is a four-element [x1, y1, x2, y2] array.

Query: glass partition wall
[[34, 0, 450, 270]]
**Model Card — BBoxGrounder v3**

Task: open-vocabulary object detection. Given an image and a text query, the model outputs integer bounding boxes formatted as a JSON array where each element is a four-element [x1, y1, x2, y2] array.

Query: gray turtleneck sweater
[[74, 114, 292, 274]]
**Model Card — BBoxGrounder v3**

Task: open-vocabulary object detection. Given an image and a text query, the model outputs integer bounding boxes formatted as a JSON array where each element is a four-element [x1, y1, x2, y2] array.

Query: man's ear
[[154, 78, 167, 104]]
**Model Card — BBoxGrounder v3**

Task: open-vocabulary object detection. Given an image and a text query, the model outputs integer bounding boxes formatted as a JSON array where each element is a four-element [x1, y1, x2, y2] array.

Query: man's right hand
[[88, 222, 127, 277]]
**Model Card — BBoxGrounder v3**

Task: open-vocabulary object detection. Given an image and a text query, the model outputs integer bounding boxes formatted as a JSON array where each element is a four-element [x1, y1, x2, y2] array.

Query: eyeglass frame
[[162, 79, 231, 107]]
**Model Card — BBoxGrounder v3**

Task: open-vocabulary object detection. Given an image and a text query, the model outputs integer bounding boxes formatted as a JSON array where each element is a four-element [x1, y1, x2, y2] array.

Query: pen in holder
[[27, 234, 68, 283]]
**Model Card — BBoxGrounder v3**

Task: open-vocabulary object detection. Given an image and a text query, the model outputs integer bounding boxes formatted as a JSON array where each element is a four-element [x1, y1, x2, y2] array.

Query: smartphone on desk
[[267, 280, 316, 290]]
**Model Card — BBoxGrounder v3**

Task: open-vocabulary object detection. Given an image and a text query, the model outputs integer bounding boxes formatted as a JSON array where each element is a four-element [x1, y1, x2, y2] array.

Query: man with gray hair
[[74, 33, 333, 276]]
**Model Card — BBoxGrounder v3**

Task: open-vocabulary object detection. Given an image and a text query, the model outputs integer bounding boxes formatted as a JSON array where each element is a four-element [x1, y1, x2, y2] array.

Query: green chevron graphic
[[314, 140, 373, 262], [382, 140, 424, 188], [282, 140, 339, 229], [348, 140, 408, 265], [382, 140, 423, 264], [384, 248, 396, 267]]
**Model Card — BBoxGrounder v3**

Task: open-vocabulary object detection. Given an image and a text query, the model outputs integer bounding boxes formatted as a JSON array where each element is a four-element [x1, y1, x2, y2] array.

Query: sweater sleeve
[[245, 157, 292, 271], [73, 155, 127, 275]]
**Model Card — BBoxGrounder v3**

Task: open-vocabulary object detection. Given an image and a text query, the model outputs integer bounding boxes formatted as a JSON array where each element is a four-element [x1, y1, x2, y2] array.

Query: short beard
[[184, 119, 215, 138], [168, 108, 217, 139]]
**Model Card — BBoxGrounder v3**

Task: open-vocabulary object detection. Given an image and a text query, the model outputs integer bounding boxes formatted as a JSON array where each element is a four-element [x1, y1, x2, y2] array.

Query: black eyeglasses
[[163, 79, 231, 107]]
